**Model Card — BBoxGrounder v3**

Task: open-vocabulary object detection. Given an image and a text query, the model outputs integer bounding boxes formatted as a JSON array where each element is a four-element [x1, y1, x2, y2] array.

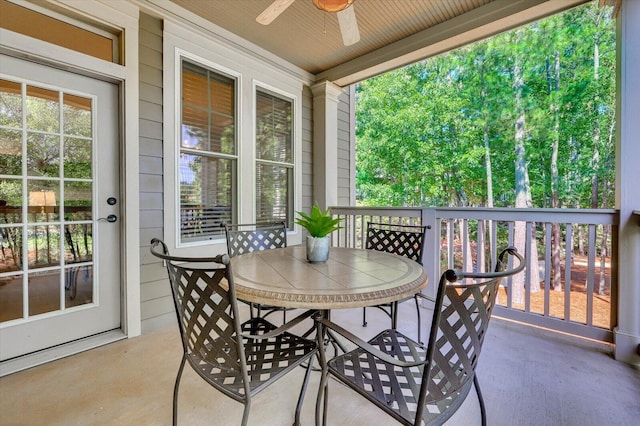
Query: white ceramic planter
[[306, 235, 330, 263]]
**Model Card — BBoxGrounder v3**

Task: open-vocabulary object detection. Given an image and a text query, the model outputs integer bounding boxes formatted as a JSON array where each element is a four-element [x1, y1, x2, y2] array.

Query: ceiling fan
[[257, 0, 361, 46]]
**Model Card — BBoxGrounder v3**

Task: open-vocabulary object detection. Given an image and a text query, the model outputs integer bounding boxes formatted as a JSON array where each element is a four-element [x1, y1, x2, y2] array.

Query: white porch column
[[614, 0, 640, 366], [311, 81, 343, 210]]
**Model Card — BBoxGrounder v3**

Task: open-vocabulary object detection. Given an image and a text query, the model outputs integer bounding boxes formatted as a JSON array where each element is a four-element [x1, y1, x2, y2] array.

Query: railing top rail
[[434, 207, 618, 225], [329, 206, 423, 218], [330, 206, 618, 225]]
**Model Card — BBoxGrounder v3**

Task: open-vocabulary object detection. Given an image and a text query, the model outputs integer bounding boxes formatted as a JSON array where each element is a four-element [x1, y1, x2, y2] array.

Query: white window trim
[[163, 22, 303, 256]]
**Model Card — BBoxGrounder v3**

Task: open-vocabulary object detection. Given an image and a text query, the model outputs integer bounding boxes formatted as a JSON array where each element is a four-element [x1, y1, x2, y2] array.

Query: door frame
[[0, 2, 141, 339]]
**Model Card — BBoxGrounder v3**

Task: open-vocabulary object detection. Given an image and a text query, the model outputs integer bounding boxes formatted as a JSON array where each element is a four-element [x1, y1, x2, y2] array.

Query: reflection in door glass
[[28, 269, 61, 316], [27, 132, 60, 177], [64, 137, 92, 179], [27, 225, 60, 268], [65, 265, 93, 308], [0, 275, 24, 322], [26, 86, 59, 132], [0, 178, 23, 223], [27, 180, 60, 222], [0, 79, 22, 127], [1, 77, 97, 324], [0, 128, 22, 174], [64, 223, 92, 263], [64, 181, 92, 221], [0, 226, 22, 273], [63, 93, 92, 137]]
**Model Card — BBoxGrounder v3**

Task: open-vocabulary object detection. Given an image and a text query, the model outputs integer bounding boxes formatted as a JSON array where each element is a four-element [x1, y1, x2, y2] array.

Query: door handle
[[97, 214, 117, 223]]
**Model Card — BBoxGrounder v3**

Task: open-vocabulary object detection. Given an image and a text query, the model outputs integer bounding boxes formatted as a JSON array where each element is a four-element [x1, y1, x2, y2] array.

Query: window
[[255, 90, 293, 228], [164, 23, 303, 252], [179, 60, 236, 243]]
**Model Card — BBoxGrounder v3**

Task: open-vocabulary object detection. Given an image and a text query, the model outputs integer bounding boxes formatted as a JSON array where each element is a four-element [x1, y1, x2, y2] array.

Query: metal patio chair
[[224, 221, 292, 322], [315, 247, 525, 426], [150, 238, 317, 426], [363, 222, 427, 342]]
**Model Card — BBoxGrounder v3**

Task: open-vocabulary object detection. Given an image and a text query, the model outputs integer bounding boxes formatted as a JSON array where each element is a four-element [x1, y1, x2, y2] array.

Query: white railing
[[330, 206, 619, 343]]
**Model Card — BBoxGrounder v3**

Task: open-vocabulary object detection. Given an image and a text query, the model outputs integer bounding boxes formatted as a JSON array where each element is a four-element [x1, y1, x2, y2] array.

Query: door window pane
[[27, 180, 59, 222], [63, 94, 92, 137], [0, 226, 22, 272], [27, 132, 60, 177], [26, 86, 59, 132], [65, 265, 93, 308], [28, 269, 60, 316], [0, 275, 24, 322], [64, 181, 92, 221], [0, 79, 22, 128], [0, 129, 22, 175], [0, 178, 22, 223], [27, 225, 60, 268], [63, 137, 92, 179], [64, 224, 92, 263]]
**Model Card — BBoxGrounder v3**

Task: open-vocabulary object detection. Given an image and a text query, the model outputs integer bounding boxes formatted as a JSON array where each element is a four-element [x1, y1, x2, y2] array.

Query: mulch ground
[[497, 254, 612, 329]]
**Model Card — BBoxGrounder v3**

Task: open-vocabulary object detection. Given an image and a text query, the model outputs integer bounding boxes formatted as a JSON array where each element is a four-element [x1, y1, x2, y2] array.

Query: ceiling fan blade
[[337, 5, 360, 46], [256, 0, 296, 25]]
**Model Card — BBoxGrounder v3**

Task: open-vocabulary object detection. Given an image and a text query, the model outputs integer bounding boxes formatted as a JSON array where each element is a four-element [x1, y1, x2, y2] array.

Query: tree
[[355, 1, 616, 286]]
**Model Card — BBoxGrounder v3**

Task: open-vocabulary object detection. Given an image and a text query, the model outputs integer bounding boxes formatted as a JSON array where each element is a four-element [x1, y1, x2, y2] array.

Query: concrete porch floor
[[1, 304, 639, 426]]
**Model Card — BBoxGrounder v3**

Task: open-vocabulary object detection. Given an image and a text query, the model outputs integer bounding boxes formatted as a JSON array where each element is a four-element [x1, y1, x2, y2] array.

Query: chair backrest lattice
[[365, 222, 427, 265], [418, 247, 524, 419], [150, 239, 249, 388], [224, 222, 287, 258]]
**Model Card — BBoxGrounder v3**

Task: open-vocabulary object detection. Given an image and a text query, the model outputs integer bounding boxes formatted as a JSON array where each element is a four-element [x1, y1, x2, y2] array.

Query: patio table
[[229, 246, 428, 311]]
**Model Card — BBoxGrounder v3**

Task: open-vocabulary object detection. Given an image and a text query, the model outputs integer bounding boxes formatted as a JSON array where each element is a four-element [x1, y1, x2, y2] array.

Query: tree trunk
[[481, 57, 496, 272], [549, 51, 562, 291], [512, 31, 528, 304]]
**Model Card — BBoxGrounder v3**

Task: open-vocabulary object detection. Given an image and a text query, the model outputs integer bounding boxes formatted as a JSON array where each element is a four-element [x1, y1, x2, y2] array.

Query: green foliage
[[295, 204, 344, 238], [355, 1, 616, 209]]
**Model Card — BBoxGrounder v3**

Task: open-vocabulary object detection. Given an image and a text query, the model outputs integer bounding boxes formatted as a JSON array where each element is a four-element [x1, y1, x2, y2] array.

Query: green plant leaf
[[295, 204, 344, 237]]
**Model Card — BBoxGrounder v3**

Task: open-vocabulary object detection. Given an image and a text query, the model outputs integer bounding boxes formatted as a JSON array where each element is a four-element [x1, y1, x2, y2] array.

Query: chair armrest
[[315, 317, 425, 368], [241, 309, 316, 340]]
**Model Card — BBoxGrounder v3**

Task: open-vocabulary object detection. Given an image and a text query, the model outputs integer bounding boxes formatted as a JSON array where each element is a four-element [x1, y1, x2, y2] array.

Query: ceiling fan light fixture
[[312, 0, 354, 13]]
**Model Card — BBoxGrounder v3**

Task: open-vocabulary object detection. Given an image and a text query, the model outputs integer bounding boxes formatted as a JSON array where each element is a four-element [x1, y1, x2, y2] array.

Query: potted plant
[[295, 204, 343, 263]]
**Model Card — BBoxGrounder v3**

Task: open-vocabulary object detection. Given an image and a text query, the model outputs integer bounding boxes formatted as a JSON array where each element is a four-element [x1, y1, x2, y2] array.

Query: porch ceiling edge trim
[[135, 0, 315, 85], [320, 0, 590, 87]]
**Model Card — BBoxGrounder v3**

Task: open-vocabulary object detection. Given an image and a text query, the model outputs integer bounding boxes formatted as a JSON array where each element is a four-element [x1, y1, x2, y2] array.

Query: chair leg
[[241, 400, 251, 426], [315, 367, 329, 426], [362, 307, 367, 327], [294, 355, 315, 426], [173, 355, 186, 426], [391, 301, 398, 329], [473, 374, 487, 426], [414, 294, 422, 344], [315, 321, 330, 426]]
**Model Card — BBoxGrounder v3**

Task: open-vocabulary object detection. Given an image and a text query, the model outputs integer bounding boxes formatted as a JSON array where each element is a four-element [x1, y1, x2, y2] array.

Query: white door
[[0, 55, 120, 360]]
